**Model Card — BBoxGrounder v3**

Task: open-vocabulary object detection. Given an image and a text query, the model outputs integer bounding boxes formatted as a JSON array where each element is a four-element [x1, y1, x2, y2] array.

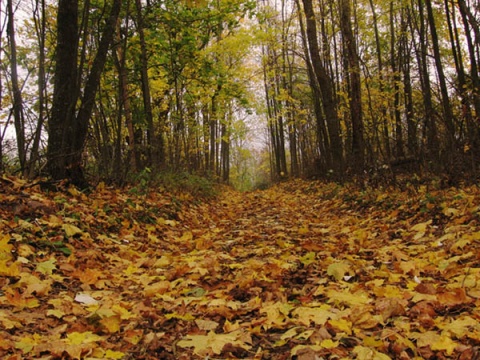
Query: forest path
[[1, 179, 479, 359]]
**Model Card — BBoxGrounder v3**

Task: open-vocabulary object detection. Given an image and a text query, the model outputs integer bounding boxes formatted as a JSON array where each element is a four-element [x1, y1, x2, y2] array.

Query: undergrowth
[[127, 169, 219, 200]]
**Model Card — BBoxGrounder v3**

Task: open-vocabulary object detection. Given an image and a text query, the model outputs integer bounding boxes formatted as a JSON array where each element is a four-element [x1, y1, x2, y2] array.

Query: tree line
[[0, 0, 479, 188]]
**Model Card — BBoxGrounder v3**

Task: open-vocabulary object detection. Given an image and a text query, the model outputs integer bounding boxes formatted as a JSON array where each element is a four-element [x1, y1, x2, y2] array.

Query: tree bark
[[7, 0, 26, 173], [339, 0, 364, 169], [47, 0, 79, 181], [301, 0, 343, 172], [28, 0, 47, 178], [47, 0, 122, 186], [425, 0, 456, 144]]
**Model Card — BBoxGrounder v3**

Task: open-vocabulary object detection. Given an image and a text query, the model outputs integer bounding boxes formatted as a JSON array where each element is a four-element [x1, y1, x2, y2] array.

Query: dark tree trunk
[[340, 0, 364, 170], [412, 0, 439, 165], [301, 0, 343, 172], [7, 0, 26, 173], [425, 0, 456, 144], [27, 0, 47, 178], [47, 0, 79, 181], [47, 0, 122, 187], [135, 0, 164, 168]]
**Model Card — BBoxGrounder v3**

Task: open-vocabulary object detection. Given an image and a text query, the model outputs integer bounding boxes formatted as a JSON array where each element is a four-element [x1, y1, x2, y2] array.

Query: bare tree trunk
[[7, 0, 26, 173], [390, 3, 405, 159], [295, 0, 329, 172], [339, 0, 364, 170], [425, 0, 456, 145], [47, 0, 79, 181], [457, 0, 480, 133], [48, 0, 122, 186], [114, 13, 138, 173], [28, 0, 47, 178], [411, 0, 439, 165], [301, 0, 343, 172], [135, 0, 163, 168], [368, 0, 390, 161]]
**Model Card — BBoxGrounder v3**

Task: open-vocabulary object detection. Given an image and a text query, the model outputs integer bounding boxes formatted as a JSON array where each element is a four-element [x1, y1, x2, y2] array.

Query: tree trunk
[[7, 0, 26, 173], [457, 0, 480, 135], [301, 0, 343, 172], [135, 0, 163, 168], [47, 0, 122, 186], [28, 0, 47, 178], [412, 0, 439, 165], [390, 3, 405, 159], [425, 0, 456, 145], [47, 0, 79, 181], [295, 0, 329, 172], [114, 11, 138, 173], [368, 0, 390, 161], [339, 0, 364, 170]]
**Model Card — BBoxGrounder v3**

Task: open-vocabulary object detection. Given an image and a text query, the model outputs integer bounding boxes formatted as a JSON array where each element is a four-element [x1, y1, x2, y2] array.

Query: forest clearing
[[0, 177, 479, 359]]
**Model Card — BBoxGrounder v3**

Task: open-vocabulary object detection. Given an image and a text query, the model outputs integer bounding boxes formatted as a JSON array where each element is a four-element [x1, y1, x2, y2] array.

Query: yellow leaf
[[353, 345, 391, 360], [177, 330, 251, 356], [154, 255, 172, 268], [47, 309, 65, 319], [279, 327, 302, 340], [411, 220, 431, 233], [14, 335, 41, 354], [100, 315, 121, 333], [111, 304, 136, 320], [328, 318, 352, 334], [36, 258, 57, 275], [143, 280, 171, 297], [298, 224, 309, 234], [320, 339, 339, 349], [104, 349, 125, 359], [438, 316, 479, 338], [0, 234, 13, 254], [223, 319, 241, 332], [292, 306, 331, 326], [165, 312, 195, 321], [327, 262, 351, 281], [431, 335, 457, 355], [363, 336, 384, 348], [66, 331, 103, 345], [300, 252, 316, 266], [260, 302, 293, 327], [291, 344, 323, 356], [63, 223, 83, 237], [0, 259, 20, 276], [327, 289, 371, 306]]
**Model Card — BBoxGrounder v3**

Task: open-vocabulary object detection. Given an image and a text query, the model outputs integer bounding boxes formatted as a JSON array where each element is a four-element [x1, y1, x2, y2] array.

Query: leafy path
[[1, 178, 480, 359]]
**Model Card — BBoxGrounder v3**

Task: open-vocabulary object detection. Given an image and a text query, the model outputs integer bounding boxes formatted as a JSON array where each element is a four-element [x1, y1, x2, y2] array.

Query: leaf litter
[[1, 176, 480, 359]]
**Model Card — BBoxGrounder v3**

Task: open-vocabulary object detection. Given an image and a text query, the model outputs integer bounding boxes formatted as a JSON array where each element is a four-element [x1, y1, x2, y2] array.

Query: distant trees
[[258, 0, 480, 181], [0, 0, 479, 186]]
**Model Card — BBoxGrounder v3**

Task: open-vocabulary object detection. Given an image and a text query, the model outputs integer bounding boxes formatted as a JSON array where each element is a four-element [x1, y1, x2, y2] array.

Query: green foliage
[[128, 168, 218, 200]]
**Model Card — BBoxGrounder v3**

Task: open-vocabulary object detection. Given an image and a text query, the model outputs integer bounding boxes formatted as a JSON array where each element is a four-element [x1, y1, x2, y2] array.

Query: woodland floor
[[0, 176, 480, 359]]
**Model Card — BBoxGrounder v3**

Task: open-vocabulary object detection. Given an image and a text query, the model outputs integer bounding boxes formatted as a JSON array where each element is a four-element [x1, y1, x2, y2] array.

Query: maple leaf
[[177, 330, 251, 356], [14, 334, 42, 354], [6, 289, 40, 310], [327, 262, 352, 281], [36, 258, 57, 275], [353, 345, 391, 360], [100, 315, 121, 333], [62, 223, 84, 237], [0, 259, 20, 276], [291, 306, 331, 326]]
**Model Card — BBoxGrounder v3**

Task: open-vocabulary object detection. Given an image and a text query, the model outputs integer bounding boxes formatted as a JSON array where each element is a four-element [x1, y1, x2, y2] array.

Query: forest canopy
[[0, 0, 479, 187]]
